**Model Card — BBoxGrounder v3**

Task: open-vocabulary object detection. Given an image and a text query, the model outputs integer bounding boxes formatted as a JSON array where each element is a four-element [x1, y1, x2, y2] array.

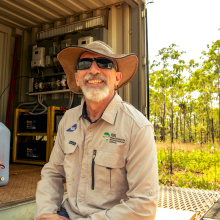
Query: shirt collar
[[101, 93, 122, 124], [78, 93, 122, 124]]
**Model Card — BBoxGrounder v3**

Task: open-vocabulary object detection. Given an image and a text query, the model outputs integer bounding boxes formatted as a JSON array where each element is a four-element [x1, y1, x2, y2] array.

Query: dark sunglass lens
[[96, 58, 114, 69], [77, 59, 92, 70]]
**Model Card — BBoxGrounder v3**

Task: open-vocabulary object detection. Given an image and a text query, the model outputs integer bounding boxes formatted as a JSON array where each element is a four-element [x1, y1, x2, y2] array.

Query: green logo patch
[[103, 132, 110, 141]]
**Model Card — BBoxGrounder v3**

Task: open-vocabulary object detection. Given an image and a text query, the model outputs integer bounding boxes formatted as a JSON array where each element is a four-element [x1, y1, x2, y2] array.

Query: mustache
[[83, 74, 108, 85]]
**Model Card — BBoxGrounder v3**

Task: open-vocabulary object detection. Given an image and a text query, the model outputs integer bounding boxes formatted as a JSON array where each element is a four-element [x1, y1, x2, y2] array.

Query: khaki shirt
[[35, 93, 159, 220]]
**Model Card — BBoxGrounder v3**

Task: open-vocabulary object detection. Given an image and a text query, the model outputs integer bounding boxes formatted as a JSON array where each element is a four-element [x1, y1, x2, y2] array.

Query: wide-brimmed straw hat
[[57, 41, 138, 94]]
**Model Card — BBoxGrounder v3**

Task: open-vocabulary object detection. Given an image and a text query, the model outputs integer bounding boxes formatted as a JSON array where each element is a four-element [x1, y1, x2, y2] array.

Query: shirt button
[[149, 191, 153, 196], [78, 198, 82, 202], [82, 174, 86, 178]]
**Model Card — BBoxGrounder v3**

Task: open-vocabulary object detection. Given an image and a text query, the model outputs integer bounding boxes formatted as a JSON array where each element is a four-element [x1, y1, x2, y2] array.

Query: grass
[[156, 141, 220, 190]]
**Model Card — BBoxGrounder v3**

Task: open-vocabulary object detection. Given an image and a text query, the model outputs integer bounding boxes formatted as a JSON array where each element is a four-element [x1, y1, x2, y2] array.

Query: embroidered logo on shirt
[[109, 133, 125, 144], [66, 123, 77, 132], [69, 141, 76, 146], [103, 132, 110, 141]]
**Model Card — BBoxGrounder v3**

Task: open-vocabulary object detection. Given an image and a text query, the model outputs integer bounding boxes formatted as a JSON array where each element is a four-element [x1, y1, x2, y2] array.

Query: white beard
[[81, 74, 110, 102]]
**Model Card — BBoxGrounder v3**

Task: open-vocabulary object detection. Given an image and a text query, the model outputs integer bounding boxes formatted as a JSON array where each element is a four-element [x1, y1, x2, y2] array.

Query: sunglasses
[[77, 58, 116, 70]]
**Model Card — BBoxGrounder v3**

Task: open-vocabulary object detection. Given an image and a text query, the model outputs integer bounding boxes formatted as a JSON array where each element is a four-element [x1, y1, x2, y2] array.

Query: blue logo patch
[[69, 141, 76, 146], [66, 123, 77, 132]]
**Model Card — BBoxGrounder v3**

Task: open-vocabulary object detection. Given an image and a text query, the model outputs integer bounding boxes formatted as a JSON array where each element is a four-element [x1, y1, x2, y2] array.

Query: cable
[[69, 92, 74, 109], [18, 99, 38, 109], [0, 76, 31, 100], [29, 95, 47, 115], [18, 95, 47, 115], [67, 92, 74, 109], [70, 92, 73, 109]]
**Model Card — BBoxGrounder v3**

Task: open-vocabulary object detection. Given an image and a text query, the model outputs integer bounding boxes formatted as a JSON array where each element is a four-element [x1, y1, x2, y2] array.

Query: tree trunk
[[206, 105, 209, 143], [194, 114, 196, 140], [154, 103, 156, 141], [202, 115, 206, 143], [184, 110, 186, 143], [180, 113, 182, 138], [211, 101, 214, 143], [171, 90, 174, 143], [201, 130, 203, 148], [212, 118, 214, 143], [176, 116, 178, 139], [189, 111, 192, 142], [217, 55, 220, 144], [162, 87, 166, 142], [218, 54, 220, 144]]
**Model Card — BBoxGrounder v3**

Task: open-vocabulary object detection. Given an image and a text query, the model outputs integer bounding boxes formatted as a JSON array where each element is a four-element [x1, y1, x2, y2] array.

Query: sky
[[147, 0, 220, 65]]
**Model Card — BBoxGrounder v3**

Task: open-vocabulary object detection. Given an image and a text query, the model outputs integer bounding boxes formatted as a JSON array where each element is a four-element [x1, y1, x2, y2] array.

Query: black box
[[54, 114, 64, 132], [17, 141, 46, 161], [18, 114, 47, 132]]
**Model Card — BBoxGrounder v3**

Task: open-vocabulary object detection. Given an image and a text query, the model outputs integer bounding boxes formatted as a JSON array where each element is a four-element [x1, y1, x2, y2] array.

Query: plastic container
[[0, 122, 10, 186]]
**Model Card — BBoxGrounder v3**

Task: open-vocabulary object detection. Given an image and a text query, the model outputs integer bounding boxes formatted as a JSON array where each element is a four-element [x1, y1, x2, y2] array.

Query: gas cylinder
[[0, 122, 10, 186]]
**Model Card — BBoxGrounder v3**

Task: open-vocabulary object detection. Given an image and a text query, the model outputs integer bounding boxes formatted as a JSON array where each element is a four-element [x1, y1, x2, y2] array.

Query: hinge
[[142, 10, 146, 18], [142, 57, 146, 65], [143, 106, 147, 116]]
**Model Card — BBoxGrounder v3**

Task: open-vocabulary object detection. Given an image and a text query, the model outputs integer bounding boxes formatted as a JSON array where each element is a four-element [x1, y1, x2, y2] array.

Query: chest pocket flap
[[64, 139, 78, 155], [95, 151, 126, 168]]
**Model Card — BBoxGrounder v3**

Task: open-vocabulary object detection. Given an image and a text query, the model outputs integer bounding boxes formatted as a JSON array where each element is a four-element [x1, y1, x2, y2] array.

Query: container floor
[[0, 164, 42, 206]]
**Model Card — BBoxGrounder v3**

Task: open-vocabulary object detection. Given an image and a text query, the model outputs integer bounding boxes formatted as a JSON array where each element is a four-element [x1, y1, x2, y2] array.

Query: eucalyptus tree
[[150, 58, 170, 142], [201, 40, 220, 143]]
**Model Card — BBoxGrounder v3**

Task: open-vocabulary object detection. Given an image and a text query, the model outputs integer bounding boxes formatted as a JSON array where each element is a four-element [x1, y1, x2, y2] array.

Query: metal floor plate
[[158, 186, 220, 220]]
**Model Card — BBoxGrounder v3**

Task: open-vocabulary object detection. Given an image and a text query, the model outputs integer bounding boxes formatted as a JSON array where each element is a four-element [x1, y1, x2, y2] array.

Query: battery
[[17, 141, 46, 161], [18, 114, 47, 132]]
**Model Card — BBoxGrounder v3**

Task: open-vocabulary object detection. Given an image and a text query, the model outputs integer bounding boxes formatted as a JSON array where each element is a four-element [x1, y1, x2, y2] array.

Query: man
[[35, 41, 158, 220]]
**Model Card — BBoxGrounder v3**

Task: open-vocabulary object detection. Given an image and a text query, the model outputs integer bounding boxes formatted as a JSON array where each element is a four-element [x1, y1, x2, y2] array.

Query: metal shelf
[[27, 89, 71, 96], [17, 132, 47, 136], [15, 159, 46, 165]]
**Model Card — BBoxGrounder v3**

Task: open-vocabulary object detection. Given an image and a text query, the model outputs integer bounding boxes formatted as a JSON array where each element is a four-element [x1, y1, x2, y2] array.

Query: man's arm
[[78, 125, 159, 220], [34, 119, 66, 219]]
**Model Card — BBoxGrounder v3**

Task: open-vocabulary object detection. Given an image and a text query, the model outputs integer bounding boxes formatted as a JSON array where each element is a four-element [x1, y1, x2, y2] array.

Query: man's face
[[75, 52, 122, 102]]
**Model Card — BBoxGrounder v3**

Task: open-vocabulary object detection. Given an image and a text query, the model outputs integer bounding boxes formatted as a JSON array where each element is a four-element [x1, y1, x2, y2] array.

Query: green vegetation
[[150, 33, 220, 190], [157, 143, 220, 190], [150, 38, 220, 144]]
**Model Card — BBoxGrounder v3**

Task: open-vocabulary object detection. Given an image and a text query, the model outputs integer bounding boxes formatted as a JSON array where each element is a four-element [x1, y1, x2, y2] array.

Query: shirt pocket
[[63, 139, 78, 182], [93, 150, 128, 193]]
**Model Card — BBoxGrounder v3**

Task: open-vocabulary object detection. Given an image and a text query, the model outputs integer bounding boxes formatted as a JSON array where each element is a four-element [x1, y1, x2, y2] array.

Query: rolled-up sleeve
[[77, 125, 159, 220], [34, 119, 66, 219]]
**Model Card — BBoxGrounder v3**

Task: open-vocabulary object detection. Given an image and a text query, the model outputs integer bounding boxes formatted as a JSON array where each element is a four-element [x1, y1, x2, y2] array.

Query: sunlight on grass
[[157, 141, 220, 190]]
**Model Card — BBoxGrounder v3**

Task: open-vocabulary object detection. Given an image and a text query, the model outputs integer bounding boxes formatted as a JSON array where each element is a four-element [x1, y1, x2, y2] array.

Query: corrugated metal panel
[[0, 0, 127, 30]]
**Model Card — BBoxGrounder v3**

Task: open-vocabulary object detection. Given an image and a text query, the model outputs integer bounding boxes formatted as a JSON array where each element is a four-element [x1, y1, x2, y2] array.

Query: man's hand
[[36, 214, 68, 220]]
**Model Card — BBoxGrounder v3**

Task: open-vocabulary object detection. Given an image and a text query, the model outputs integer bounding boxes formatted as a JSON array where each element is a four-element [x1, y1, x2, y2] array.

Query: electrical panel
[[78, 36, 93, 47], [28, 28, 108, 95], [31, 46, 45, 68], [32, 75, 68, 93]]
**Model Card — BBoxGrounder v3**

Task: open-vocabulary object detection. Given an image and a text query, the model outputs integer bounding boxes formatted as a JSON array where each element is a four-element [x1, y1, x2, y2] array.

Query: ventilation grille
[[158, 186, 220, 220], [37, 15, 105, 41]]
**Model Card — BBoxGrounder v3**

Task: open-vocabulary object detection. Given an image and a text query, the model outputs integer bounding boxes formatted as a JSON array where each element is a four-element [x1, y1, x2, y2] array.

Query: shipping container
[[0, 0, 149, 219]]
